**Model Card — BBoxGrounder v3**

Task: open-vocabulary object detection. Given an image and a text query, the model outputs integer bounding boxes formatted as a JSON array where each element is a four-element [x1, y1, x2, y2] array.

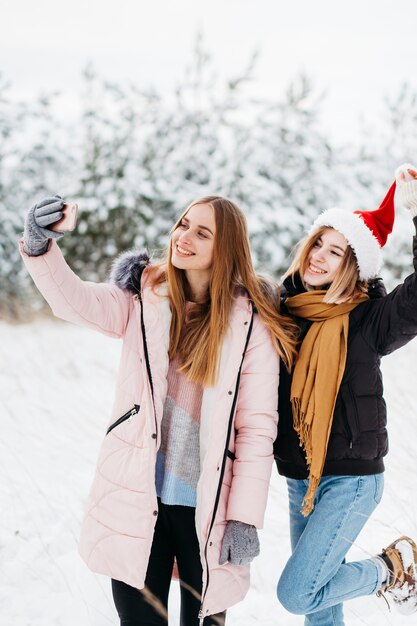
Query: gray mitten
[[219, 520, 260, 566], [23, 195, 65, 256]]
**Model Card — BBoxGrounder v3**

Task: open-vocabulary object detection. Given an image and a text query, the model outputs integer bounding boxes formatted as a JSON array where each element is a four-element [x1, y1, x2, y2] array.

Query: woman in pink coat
[[20, 195, 297, 626]]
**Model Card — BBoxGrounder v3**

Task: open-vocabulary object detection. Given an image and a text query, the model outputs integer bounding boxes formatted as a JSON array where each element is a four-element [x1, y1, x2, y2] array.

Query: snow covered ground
[[1, 318, 416, 626]]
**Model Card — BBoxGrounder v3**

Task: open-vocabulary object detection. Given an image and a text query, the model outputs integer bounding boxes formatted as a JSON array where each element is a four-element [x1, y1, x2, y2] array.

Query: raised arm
[[359, 164, 417, 355], [20, 197, 131, 338]]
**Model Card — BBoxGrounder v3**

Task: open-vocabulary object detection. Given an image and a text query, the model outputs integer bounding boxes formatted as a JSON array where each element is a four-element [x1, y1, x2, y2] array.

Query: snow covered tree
[[374, 84, 417, 284], [232, 74, 337, 277], [0, 84, 72, 318], [60, 39, 259, 281], [2, 39, 417, 317]]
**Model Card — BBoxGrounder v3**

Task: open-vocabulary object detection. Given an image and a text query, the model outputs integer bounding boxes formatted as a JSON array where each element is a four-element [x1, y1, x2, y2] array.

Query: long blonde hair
[[283, 226, 368, 303], [150, 196, 298, 386]]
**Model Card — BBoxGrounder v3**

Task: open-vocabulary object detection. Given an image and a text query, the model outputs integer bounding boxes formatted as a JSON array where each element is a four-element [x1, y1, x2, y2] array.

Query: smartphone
[[50, 202, 79, 232]]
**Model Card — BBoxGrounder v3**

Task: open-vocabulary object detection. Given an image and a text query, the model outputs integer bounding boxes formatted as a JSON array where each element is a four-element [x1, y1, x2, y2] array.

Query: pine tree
[[2, 42, 416, 317]]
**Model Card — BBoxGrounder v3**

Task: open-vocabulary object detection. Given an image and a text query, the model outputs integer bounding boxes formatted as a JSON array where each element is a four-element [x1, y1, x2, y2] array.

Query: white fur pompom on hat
[[309, 181, 397, 281]]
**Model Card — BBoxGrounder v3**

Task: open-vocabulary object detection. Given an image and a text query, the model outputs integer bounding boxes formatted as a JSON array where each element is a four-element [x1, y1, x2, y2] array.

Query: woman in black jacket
[[275, 164, 417, 625]]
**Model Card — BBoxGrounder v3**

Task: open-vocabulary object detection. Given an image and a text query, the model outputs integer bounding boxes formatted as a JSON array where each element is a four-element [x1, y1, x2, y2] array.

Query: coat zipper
[[137, 291, 158, 441], [198, 608, 204, 626], [199, 309, 255, 622], [106, 405, 140, 435], [347, 384, 360, 448]]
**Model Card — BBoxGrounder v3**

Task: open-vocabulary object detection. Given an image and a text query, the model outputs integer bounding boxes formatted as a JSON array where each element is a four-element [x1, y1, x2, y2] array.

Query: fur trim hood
[[109, 249, 151, 294], [109, 248, 262, 308]]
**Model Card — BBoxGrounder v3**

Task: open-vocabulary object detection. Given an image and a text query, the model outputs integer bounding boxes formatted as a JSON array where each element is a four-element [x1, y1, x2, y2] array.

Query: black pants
[[112, 501, 226, 626]]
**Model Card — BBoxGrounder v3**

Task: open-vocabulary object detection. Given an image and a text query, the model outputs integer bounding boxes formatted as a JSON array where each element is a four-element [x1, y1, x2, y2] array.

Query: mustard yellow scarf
[[285, 291, 368, 516]]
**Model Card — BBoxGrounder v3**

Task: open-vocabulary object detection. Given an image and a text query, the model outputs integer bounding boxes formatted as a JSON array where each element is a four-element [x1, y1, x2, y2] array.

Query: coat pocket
[[340, 398, 354, 448], [222, 450, 235, 488], [347, 384, 360, 438], [339, 385, 360, 448], [106, 405, 140, 435]]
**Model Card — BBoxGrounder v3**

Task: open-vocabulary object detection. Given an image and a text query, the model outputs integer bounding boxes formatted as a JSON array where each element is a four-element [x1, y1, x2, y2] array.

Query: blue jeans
[[277, 474, 384, 626]]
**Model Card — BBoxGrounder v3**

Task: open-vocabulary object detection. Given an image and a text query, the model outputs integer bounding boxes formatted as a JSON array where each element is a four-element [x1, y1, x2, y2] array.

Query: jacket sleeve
[[19, 239, 130, 338], [359, 218, 417, 356], [226, 316, 280, 528]]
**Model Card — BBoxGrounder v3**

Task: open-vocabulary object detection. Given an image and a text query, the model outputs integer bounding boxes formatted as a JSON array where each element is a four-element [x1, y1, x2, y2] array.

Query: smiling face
[[303, 227, 349, 289], [171, 202, 216, 282]]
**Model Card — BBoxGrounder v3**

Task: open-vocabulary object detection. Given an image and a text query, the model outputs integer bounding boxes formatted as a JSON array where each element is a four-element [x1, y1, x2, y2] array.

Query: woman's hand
[[396, 163, 417, 217], [23, 195, 66, 256], [219, 520, 260, 566], [397, 166, 417, 181]]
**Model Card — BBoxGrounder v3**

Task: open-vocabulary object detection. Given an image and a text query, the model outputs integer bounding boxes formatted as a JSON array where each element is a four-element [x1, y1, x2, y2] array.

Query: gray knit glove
[[395, 163, 417, 217], [23, 195, 65, 256], [219, 520, 260, 566]]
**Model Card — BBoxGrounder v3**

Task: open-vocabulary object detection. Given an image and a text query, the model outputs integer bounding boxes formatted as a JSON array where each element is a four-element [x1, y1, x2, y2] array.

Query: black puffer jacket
[[274, 221, 417, 479]]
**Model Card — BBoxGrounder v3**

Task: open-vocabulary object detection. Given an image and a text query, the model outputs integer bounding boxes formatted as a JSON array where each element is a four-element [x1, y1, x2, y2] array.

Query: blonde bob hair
[[283, 226, 368, 304], [150, 195, 298, 386]]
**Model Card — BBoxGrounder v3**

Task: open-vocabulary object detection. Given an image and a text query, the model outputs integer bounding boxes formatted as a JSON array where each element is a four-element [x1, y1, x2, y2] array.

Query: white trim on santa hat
[[310, 208, 383, 281]]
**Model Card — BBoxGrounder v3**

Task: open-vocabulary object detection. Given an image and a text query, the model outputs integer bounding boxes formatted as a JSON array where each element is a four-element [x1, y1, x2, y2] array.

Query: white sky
[[1, 0, 417, 143]]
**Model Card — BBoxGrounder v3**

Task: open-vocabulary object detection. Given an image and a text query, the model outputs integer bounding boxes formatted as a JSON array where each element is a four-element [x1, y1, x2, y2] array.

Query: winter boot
[[376, 536, 417, 615]]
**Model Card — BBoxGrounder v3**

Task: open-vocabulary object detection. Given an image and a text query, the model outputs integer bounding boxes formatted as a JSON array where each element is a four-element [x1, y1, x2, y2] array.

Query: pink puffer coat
[[20, 240, 280, 618]]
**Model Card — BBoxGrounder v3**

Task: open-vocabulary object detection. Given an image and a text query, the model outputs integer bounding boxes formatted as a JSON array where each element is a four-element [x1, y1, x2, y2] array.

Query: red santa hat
[[309, 181, 396, 280]]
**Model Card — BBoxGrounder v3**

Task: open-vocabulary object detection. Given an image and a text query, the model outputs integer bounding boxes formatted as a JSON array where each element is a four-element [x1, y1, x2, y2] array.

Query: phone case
[[50, 202, 79, 232]]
